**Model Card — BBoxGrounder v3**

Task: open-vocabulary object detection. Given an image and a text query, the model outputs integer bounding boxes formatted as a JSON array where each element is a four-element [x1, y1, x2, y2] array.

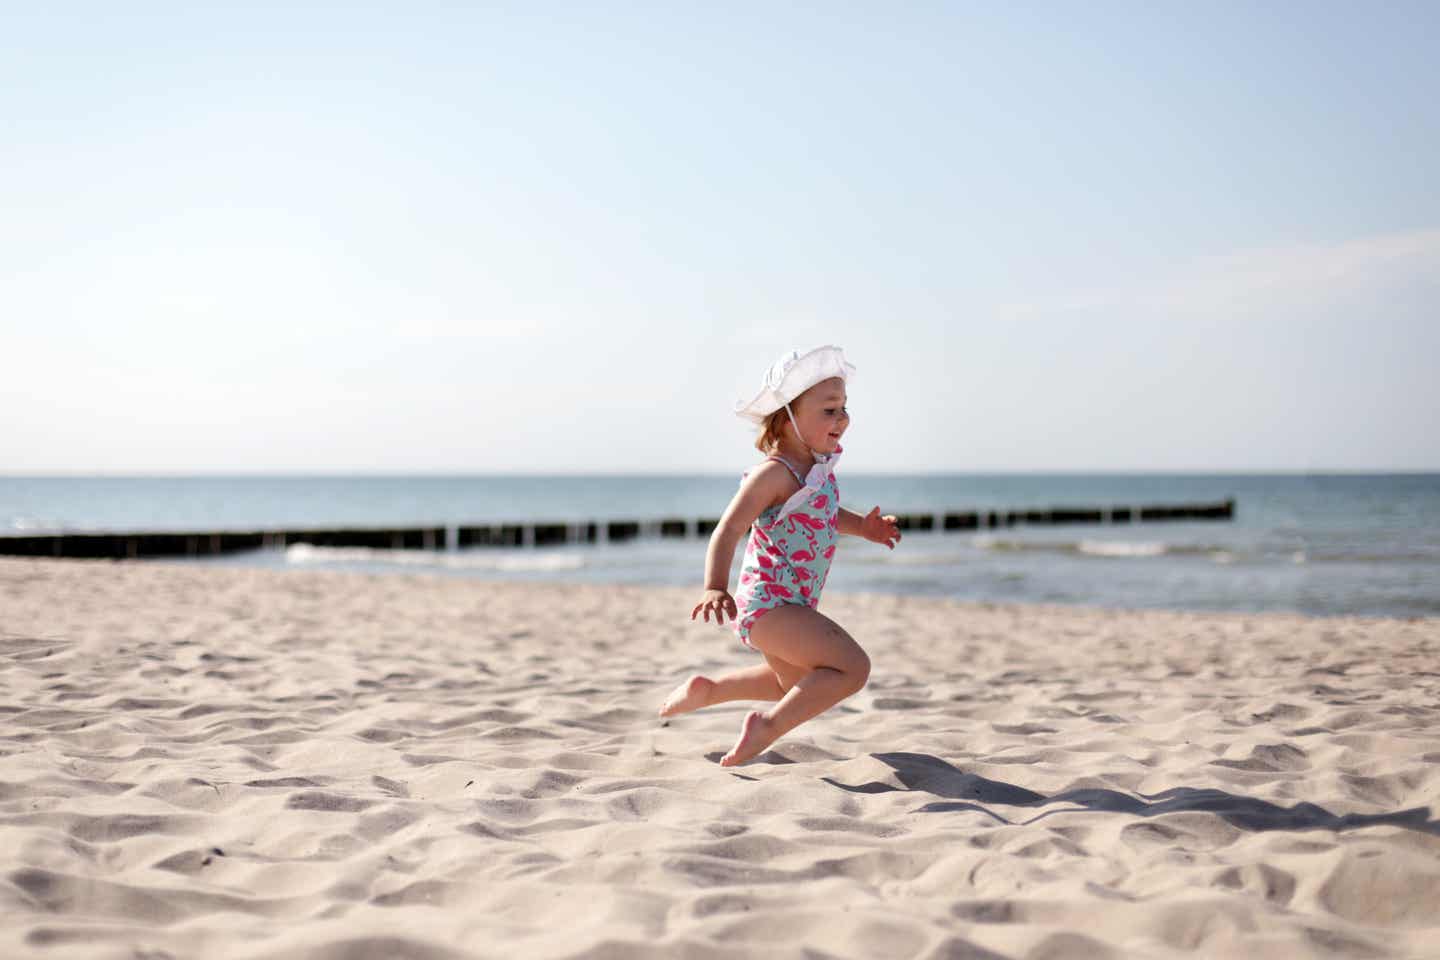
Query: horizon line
[[3, 469, 1437, 479]]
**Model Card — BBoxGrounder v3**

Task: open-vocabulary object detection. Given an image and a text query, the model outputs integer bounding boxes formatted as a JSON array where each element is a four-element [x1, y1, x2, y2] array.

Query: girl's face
[[789, 377, 850, 455]]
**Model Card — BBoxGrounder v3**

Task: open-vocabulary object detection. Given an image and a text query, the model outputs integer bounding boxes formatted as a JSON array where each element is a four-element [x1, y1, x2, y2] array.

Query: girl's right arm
[[692, 463, 793, 625]]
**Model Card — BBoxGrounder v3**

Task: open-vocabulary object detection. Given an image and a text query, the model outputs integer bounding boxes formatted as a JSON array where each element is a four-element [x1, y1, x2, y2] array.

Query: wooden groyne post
[[0, 498, 1234, 560]]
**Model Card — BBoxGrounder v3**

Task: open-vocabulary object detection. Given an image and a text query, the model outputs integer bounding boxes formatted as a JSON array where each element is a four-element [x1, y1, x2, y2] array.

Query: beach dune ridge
[[1, 558, 1437, 958]]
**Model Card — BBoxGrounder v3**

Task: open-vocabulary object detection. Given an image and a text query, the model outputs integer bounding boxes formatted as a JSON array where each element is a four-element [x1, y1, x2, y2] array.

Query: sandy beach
[[1, 557, 1437, 959]]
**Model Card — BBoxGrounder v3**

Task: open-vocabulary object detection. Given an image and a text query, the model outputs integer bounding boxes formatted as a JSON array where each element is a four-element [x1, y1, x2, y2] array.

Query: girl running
[[659, 345, 901, 765]]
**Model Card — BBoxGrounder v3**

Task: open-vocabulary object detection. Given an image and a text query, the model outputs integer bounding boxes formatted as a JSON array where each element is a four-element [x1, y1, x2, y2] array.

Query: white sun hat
[[734, 345, 855, 424]]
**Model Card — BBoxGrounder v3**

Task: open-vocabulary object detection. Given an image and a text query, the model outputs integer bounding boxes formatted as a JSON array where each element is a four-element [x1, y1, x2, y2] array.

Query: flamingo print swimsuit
[[732, 448, 842, 648]]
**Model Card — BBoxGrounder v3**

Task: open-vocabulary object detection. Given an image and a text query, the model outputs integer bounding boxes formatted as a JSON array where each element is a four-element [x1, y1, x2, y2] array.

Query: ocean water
[[3, 474, 1438, 618]]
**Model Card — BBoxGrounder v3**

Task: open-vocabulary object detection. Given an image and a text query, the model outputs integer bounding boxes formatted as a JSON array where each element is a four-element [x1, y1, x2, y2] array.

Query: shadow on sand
[[822, 752, 1440, 836]]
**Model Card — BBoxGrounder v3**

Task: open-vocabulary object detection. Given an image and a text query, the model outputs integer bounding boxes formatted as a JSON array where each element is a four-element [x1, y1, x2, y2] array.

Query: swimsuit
[[732, 448, 842, 648]]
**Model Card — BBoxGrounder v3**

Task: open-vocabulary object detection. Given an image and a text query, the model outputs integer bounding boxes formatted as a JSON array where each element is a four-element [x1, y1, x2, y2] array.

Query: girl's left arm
[[838, 507, 902, 549]]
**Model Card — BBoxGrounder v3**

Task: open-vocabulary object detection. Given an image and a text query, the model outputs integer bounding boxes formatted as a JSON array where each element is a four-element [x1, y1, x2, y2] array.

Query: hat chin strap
[[784, 403, 826, 462]]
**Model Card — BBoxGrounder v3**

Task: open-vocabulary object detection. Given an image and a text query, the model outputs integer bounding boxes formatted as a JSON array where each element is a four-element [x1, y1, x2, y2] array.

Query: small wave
[[1077, 540, 1167, 558], [284, 543, 586, 572], [974, 535, 1175, 559], [972, 535, 1053, 553]]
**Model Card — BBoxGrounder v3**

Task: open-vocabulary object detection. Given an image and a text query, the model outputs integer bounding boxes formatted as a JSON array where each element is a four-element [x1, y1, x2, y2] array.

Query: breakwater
[[0, 499, 1234, 560]]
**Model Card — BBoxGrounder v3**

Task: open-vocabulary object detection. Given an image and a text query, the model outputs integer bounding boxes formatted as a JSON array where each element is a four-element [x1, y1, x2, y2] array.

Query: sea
[[3, 474, 1437, 619]]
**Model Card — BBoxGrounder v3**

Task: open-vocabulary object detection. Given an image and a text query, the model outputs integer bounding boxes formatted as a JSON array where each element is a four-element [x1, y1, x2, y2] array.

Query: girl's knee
[[822, 622, 869, 690], [847, 650, 871, 693], [827, 645, 869, 694]]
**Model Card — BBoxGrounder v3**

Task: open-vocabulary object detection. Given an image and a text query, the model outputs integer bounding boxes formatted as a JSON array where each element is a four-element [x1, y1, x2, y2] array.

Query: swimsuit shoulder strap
[[764, 456, 805, 486]]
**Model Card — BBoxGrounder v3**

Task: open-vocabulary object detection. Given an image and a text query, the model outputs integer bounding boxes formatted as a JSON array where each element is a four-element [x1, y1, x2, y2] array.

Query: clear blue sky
[[3, 2, 1437, 473]]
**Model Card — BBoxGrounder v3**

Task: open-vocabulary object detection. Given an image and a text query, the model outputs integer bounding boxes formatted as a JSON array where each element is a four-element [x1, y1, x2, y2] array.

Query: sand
[[1, 557, 1437, 959]]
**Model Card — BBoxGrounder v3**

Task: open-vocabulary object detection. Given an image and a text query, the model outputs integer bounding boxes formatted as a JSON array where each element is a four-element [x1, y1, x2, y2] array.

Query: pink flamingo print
[[787, 513, 827, 535]]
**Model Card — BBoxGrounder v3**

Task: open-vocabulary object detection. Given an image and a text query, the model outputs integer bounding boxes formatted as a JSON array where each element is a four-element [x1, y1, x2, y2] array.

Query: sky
[[2, 2, 1437, 474]]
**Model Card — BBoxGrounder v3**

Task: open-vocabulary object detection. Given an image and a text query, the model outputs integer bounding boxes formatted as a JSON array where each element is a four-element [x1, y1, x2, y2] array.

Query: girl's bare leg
[[659, 663, 782, 717], [721, 606, 870, 766], [659, 651, 810, 717]]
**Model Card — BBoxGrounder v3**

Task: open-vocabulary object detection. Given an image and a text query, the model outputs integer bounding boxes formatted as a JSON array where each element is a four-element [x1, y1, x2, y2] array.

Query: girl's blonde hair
[[755, 408, 789, 454]]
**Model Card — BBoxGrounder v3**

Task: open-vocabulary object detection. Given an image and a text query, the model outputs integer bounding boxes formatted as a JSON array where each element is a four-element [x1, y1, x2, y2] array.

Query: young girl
[[659, 345, 901, 766]]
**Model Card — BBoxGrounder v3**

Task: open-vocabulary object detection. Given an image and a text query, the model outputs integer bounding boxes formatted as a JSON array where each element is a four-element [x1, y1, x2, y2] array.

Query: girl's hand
[[692, 589, 738, 625], [861, 506, 902, 550]]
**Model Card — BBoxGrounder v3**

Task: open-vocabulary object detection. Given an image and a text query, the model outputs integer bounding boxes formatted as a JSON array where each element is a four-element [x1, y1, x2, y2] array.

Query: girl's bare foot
[[719, 710, 778, 766], [659, 675, 714, 717]]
